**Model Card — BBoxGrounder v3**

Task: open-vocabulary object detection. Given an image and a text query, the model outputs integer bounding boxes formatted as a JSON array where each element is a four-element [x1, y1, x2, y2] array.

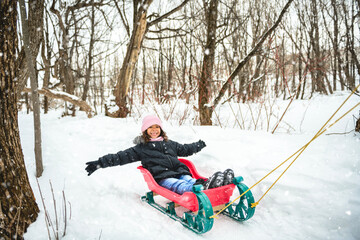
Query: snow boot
[[194, 178, 207, 190], [194, 178, 206, 185], [204, 172, 224, 190], [223, 169, 234, 185]]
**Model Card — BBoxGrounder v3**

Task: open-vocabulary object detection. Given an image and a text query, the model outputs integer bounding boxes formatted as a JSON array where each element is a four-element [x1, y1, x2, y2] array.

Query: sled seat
[[137, 158, 236, 212]]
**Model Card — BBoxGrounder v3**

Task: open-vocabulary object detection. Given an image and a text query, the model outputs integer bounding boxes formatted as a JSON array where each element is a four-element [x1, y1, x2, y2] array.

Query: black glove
[[197, 140, 206, 150], [85, 160, 102, 176]]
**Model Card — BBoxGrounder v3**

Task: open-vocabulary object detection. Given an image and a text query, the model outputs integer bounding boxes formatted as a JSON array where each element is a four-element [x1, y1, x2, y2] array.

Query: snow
[[20, 92, 360, 240], [47, 89, 81, 102]]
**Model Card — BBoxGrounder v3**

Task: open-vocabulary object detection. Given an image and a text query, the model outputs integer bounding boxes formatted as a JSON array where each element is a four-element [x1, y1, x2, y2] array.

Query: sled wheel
[[225, 176, 255, 221], [183, 185, 214, 234]]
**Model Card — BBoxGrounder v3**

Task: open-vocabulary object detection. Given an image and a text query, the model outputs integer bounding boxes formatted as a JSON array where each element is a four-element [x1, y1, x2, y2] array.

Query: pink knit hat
[[141, 115, 163, 132]]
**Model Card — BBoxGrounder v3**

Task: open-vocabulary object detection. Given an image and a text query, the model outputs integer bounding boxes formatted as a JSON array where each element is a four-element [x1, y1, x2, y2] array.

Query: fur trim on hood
[[133, 135, 145, 144]]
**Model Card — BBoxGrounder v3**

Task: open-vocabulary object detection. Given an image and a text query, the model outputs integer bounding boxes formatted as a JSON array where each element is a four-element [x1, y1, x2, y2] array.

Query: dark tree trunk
[[82, 1, 96, 102], [199, 0, 219, 125], [331, 0, 339, 91], [309, 0, 328, 95], [41, 15, 51, 114], [0, 1, 40, 238]]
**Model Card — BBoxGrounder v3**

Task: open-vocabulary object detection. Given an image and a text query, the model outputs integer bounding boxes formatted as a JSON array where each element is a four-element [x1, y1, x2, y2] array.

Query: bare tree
[[16, 0, 45, 98], [81, 1, 96, 102], [199, 0, 294, 124], [199, 0, 219, 125], [41, 10, 52, 114], [0, 1, 39, 238], [19, 0, 44, 177], [309, 0, 330, 96], [50, 0, 105, 116], [247, 0, 268, 100], [50, 0, 77, 115], [341, 0, 357, 90], [109, 0, 190, 118]]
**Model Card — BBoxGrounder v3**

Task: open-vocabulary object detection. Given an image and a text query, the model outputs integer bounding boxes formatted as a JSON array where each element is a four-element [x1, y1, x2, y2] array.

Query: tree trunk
[[41, 15, 51, 114], [142, 52, 146, 105], [342, 0, 356, 90], [110, 0, 189, 118], [111, 0, 153, 118], [199, 0, 219, 125], [0, 1, 40, 238], [82, 1, 96, 102], [310, 0, 328, 95], [331, 0, 339, 91], [19, 0, 44, 178], [50, 1, 78, 116], [16, 0, 45, 99]]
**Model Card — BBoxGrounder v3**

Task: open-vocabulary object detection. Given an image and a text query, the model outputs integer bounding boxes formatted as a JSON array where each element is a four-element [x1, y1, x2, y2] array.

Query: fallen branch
[[23, 88, 94, 117], [326, 130, 354, 135]]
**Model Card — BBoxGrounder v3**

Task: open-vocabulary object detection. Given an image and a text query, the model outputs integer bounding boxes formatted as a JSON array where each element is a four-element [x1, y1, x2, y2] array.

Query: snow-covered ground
[[21, 92, 360, 240]]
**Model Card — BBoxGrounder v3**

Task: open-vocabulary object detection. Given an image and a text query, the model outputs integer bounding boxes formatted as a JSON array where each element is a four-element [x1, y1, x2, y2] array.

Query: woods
[[9, 0, 359, 121], [0, 0, 359, 238]]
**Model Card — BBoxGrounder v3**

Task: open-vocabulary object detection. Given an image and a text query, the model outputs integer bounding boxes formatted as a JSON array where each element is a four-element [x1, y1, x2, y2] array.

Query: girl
[[85, 115, 234, 194]]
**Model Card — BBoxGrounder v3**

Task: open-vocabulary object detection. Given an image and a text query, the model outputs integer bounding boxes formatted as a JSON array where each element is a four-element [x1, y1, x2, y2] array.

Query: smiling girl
[[85, 115, 234, 194]]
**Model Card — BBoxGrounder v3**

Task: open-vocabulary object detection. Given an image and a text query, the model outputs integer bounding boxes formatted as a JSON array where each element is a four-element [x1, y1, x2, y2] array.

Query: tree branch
[[212, 0, 294, 109], [22, 88, 94, 117], [147, 0, 190, 28], [145, 33, 187, 40], [113, 0, 130, 37]]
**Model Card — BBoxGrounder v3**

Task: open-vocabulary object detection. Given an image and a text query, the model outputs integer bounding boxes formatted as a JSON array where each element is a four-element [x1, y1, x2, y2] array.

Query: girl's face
[[146, 124, 161, 139]]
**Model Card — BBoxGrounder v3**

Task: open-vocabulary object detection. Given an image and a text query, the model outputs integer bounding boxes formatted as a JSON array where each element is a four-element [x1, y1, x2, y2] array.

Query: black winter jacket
[[98, 136, 206, 182]]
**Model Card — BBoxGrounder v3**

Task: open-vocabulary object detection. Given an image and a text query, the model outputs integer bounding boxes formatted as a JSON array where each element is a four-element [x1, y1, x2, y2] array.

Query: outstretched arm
[[174, 140, 206, 157], [85, 146, 141, 176]]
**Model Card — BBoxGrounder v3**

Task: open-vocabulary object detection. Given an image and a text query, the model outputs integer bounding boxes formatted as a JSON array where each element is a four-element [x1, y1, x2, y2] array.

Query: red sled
[[138, 158, 256, 234]]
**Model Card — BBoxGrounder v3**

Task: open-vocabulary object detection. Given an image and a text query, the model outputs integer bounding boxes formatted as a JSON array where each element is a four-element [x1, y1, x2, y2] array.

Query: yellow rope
[[254, 98, 360, 207], [210, 84, 360, 219]]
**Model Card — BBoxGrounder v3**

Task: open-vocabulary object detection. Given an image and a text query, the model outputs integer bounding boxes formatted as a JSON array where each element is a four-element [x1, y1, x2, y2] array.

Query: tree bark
[[331, 0, 339, 91], [82, 1, 96, 102], [0, 1, 40, 238], [111, 0, 153, 118], [356, 116, 360, 133], [16, 0, 45, 99], [41, 15, 51, 114], [309, 0, 328, 95], [342, 0, 357, 90], [110, 0, 190, 118], [199, 0, 219, 125], [19, 0, 44, 178]]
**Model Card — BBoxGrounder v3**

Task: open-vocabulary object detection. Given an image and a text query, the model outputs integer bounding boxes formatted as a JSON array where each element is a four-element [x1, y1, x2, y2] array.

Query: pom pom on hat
[[141, 115, 163, 132]]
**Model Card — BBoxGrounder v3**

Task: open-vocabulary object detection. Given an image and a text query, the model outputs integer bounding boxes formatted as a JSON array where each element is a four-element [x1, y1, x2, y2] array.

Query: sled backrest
[[178, 158, 206, 179]]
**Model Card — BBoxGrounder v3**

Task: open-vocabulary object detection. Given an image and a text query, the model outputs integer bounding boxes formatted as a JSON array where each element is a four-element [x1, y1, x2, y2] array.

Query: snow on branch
[[22, 88, 94, 118]]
